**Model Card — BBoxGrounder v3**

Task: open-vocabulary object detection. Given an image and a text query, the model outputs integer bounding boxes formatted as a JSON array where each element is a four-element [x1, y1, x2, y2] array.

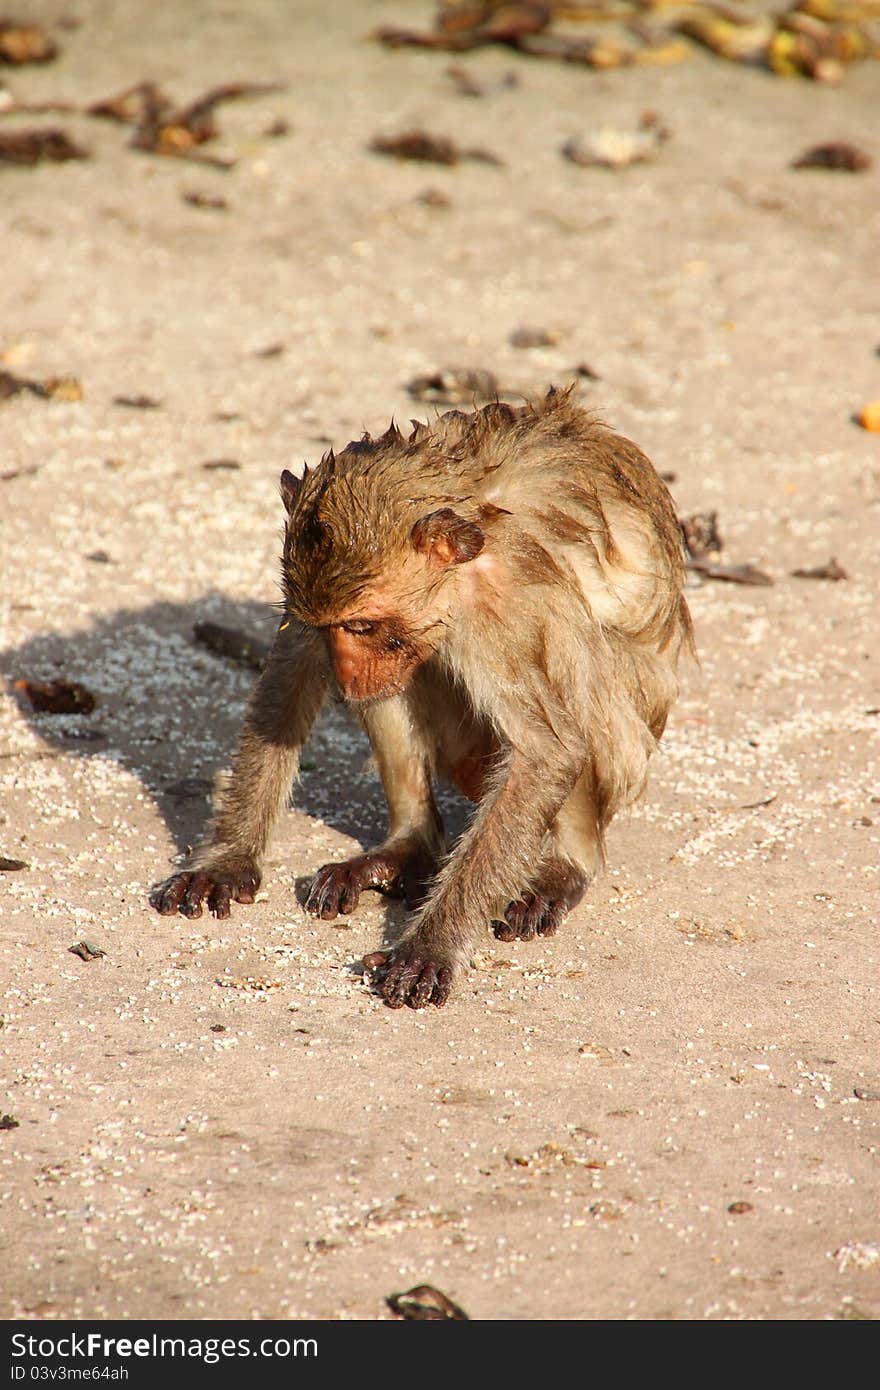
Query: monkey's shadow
[[3, 594, 471, 940]]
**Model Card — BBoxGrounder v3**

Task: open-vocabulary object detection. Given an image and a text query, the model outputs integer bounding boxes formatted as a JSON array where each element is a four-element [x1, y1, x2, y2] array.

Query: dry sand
[[1, 0, 878, 1321]]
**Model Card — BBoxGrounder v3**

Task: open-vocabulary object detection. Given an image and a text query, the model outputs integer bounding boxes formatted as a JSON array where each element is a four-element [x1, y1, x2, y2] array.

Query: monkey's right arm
[[305, 695, 446, 918], [151, 624, 327, 919]]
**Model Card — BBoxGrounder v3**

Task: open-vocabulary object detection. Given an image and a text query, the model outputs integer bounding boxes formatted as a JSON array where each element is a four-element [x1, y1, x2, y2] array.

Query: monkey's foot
[[150, 864, 260, 920], [363, 948, 454, 1011], [305, 844, 438, 920], [494, 868, 587, 942]]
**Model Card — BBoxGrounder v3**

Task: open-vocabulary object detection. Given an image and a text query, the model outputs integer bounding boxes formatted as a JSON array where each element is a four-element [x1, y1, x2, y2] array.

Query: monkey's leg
[[495, 772, 602, 942], [305, 696, 445, 920], [151, 625, 326, 920], [369, 740, 585, 1009]]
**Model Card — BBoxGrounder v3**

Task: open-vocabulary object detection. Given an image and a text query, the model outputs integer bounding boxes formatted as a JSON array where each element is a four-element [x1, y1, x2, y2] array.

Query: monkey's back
[[447, 392, 693, 663]]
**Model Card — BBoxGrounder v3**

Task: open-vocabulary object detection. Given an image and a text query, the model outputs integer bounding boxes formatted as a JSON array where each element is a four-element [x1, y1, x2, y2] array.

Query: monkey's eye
[[341, 619, 376, 636], [386, 635, 404, 652]]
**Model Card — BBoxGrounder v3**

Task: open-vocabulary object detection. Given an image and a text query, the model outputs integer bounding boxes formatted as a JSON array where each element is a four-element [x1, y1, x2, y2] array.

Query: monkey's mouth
[[338, 676, 409, 706]]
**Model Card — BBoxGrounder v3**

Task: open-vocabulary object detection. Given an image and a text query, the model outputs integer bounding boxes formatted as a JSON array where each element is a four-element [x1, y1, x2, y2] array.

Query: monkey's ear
[[280, 468, 302, 514], [411, 508, 484, 566]]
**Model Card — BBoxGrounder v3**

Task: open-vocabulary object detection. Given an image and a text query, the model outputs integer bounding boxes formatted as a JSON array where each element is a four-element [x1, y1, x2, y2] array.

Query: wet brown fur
[[151, 389, 694, 1010]]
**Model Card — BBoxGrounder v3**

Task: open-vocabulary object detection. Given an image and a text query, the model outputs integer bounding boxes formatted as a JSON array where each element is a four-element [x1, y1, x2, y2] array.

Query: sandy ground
[[1, 0, 879, 1322]]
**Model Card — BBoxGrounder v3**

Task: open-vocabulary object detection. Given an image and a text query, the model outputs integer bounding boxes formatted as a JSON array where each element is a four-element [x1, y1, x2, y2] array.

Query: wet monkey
[[152, 390, 694, 1009]]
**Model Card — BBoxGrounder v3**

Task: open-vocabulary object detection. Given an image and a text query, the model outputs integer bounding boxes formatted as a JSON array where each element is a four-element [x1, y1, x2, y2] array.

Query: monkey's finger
[[431, 968, 453, 1008], [304, 873, 332, 916], [408, 964, 439, 1010], [337, 880, 361, 914], [150, 874, 191, 915], [209, 881, 233, 919], [234, 873, 259, 904], [537, 900, 566, 937], [305, 867, 340, 918], [179, 872, 211, 918], [521, 894, 547, 939], [363, 950, 391, 971], [378, 958, 407, 1004], [501, 897, 535, 940], [381, 955, 426, 1008]]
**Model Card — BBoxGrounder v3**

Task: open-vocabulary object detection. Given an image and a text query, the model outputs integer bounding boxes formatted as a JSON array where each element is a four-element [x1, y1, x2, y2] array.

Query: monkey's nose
[[328, 630, 359, 691]]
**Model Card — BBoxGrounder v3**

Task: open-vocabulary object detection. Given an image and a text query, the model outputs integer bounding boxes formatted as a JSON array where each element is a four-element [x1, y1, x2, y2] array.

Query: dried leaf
[[791, 557, 848, 580], [680, 509, 723, 559], [182, 189, 229, 210], [688, 559, 773, 586], [69, 940, 106, 961], [792, 141, 872, 170], [90, 79, 285, 164], [0, 22, 58, 64], [0, 1114, 20, 1131], [371, 129, 460, 164], [0, 856, 28, 871], [0, 128, 86, 165], [387, 1285, 470, 1321], [377, 2, 551, 51], [406, 366, 499, 404], [88, 81, 166, 125], [677, 10, 774, 62], [44, 376, 82, 402], [113, 393, 160, 409], [14, 678, 97, 715], [201, 458, 241, 471], [510, 325, 562, 348], [370, 129, 504, 167]]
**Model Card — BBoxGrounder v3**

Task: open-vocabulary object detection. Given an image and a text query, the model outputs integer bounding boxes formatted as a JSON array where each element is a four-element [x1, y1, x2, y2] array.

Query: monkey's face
[[323, 616, 427, 704]]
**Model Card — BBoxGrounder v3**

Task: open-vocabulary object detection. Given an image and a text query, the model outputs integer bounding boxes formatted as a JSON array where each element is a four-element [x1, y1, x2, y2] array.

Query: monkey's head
[[278, 429, 487, 704]]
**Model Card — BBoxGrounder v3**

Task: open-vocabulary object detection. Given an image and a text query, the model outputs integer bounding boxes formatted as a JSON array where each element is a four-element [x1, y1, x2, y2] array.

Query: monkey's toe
[[494, 893, 565, 942]]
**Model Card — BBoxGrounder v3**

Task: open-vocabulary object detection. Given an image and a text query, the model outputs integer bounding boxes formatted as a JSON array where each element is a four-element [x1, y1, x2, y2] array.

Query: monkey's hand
[[150, 862, 261, 920], [363, 946, 454, 1011], [305, 843, 439, 920]]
